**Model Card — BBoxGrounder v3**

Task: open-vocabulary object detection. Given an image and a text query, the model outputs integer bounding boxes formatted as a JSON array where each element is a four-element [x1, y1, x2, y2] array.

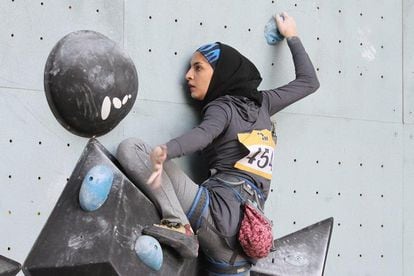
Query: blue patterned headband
[[197, 43, 221, 69]]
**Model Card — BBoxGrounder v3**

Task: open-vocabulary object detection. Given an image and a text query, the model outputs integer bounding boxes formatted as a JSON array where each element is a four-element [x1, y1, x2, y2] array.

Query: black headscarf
[[201, 42, 263, 107]]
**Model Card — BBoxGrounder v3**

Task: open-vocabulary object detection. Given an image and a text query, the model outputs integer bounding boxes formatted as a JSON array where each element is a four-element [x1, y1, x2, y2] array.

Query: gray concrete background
[[0, 0, 412, 275]]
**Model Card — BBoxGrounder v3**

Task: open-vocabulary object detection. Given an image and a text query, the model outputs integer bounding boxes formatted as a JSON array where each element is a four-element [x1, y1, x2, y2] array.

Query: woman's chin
[[190, 93, 200, 100]]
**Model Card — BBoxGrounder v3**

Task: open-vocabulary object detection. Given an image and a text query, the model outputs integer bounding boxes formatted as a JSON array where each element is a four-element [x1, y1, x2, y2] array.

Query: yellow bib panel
[[234, 129, 276, 180]]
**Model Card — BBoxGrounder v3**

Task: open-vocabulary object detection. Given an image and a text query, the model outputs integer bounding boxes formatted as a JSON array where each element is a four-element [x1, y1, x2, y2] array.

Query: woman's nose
[[185, 69, 193, 81]]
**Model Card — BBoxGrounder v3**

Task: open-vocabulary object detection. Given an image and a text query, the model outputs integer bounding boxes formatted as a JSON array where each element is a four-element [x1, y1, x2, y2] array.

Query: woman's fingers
[[147, 145, 167, 189], [146, 169, 160, 184], [275, 13, 283, 24], [274, 11, 298, 38], [151, 145, 167, 164], [146, 168, 162, 189], [281, 11, 289, 19], [144, 144, 168, 190]]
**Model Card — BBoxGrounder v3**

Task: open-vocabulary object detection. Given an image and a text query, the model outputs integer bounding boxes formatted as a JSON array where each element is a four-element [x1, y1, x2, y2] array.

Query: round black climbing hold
[[44, 30, 138, 137]]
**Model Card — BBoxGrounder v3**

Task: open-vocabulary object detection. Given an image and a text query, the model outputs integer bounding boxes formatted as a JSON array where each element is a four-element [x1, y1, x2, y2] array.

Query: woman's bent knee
[[117, 138, 148, 159]]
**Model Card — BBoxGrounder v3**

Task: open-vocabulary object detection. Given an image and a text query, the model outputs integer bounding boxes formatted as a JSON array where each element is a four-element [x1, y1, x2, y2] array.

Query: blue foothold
[[135, 235, 163, 271], [79, 165, 114, 211], [264, 17, 284, 45]]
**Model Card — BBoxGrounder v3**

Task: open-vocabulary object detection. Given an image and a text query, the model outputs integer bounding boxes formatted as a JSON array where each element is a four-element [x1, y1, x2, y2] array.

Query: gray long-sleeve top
[[166, 37, 320, 198]]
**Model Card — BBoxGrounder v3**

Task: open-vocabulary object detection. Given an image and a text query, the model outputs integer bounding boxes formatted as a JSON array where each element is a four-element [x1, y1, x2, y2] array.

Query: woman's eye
[[195, 65, 202, 71]]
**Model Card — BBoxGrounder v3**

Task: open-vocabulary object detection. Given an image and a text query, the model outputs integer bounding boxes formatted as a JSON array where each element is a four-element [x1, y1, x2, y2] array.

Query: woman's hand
[[274, 12, 298, 38], [146, 145, 167, 189]]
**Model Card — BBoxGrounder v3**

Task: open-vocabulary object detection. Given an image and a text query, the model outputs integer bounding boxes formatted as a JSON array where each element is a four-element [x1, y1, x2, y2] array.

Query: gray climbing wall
[[0, 1, 412, 275], [403, 0, 414, 275]]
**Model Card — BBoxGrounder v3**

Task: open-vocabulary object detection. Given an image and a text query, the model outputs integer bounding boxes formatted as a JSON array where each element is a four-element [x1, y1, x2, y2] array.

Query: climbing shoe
[[143, 220, 199, 258]]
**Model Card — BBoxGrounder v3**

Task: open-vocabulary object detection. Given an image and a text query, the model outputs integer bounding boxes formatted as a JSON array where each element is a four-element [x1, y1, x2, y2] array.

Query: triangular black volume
[[23, 139, 198, 275], [251, 217, 334, 276], [0, 255, 21, 276]]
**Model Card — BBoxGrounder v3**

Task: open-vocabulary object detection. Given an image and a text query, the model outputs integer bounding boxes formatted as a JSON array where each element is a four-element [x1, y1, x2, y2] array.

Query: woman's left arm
[[264, 13, 320, 116]]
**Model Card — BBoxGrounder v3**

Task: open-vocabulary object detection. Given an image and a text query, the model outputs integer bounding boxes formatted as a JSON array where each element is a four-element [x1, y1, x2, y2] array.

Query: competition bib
[[234, 129, 276, 180]]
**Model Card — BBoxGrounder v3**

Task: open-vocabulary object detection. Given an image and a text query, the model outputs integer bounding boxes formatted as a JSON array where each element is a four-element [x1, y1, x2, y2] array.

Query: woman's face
[[185, 52, 214, 101]]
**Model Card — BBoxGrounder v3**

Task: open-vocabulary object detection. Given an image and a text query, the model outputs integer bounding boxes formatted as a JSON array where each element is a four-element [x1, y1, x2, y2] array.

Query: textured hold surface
[[135, 235, 163, 271], [44, 30, 138, 137], [23, 139, 198, 276], [0, 255, 21, 276], [79, 165, 114, 212], [264, 17, 284, 45], [251, 217, 333, 276]]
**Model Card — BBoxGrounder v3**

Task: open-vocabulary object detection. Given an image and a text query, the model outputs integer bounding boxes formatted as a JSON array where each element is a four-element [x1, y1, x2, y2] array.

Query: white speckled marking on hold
[[113, 225, 141, 250], [101, 96, 111, 120], [89, 65, 115, 90], [113, 97, 122, 109], [97, 217, 110, 230], [67, 217, 111, 250], [50, 66, 61, 76], [68, 234, 89, 250]]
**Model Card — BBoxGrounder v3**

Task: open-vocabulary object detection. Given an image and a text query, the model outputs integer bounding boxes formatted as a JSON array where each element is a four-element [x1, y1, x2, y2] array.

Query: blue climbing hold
[[264, 16, 284, 45], [79, 165, 114, 211], [135, 235, 163, 271]]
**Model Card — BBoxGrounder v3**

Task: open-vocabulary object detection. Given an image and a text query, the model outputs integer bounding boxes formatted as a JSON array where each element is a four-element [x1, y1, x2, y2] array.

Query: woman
[[117, 12, 319, 275]]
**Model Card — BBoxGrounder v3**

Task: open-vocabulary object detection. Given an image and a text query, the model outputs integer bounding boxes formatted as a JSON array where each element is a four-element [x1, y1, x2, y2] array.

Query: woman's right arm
[[147, 103, 229, 185], [264, 13, 320, 116], [165, 103, 230, 160]]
